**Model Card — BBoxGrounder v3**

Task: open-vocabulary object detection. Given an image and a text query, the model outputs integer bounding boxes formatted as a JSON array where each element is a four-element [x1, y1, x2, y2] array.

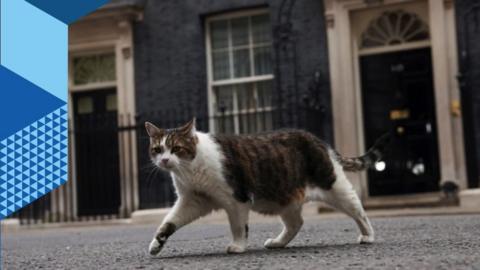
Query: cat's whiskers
[[145, 164, 164, 188]]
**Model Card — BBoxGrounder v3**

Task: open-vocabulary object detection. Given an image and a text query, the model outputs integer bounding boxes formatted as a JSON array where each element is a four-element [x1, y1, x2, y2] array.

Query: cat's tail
[[336, 133, 393, 172]]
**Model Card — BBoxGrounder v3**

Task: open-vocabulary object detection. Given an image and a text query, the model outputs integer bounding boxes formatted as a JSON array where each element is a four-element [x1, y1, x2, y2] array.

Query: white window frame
[[205, 8, 275, 134]]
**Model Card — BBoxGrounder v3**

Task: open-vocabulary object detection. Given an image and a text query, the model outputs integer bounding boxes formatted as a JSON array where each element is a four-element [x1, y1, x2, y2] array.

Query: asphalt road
[[2, 214, 480, 270]]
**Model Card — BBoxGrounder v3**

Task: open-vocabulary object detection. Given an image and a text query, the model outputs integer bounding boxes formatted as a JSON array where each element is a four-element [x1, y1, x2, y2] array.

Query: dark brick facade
[[455, 0, 480, 188], [132, 0, 333, 141]]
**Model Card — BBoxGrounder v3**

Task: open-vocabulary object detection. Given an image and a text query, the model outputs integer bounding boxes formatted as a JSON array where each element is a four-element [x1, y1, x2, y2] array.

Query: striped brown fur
[[214, 130, 337, 205]]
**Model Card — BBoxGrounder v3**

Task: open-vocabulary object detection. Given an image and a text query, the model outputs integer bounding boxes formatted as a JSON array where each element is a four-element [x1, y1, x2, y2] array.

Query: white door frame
[[323, 0, 467, 199], [58, 11, 141, 220]]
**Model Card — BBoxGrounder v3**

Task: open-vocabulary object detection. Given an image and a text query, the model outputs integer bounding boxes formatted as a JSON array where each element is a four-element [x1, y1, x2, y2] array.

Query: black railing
[[11, 103, 330, 225], [14, 114, 142, 225]]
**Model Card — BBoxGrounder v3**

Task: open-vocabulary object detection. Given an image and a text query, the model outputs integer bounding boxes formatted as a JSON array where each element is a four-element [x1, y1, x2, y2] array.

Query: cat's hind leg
[[264, 203, 304, 249], [320, 171, 375, 244]]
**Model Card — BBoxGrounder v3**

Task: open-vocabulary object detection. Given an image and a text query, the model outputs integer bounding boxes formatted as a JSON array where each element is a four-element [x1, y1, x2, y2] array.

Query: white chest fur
[[170, 132, 233, 200]]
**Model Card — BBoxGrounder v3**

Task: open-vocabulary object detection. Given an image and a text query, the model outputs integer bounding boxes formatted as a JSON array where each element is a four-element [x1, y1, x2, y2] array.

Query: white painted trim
[[211, 74, 274, 86], [205, 12, 216, 132], [67, 15, 140, 218], [69, 40, 117, 52], [70, 82, 117, 92], [445, 0, 467, 189], [207, 8, 270, 22], [67, 92, 78, 220], [352, 35, 369, 196], [358, 40, 431, 56], [428, 0, 459, 186]]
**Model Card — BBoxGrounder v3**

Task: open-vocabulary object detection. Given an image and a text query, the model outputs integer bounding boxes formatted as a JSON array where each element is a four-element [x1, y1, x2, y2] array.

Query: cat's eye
[[171, 146, 182, 153], [152, 146, 163, 154]]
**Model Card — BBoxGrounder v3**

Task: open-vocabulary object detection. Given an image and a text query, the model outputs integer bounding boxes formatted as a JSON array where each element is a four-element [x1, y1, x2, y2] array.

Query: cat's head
[[145, 118, 198, 171]]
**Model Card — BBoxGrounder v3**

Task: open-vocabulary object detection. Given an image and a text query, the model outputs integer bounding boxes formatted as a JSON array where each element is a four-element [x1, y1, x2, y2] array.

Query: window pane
[[257, 80, 272, 108], [77, 97, 94, 114], [106, 94, 117, 111], [216, 115, 235, 134], [254, 46, 272, 75], [239, 113, 258, 134], [231, 17, 249, 47], [237, 83, 255, 111], [73, 53, 116, 85], [212, 51, 230, 80], [239, 111, 273, 133], [233, 49, 251, 78], [214, 85, 234, 134], [252, 14, 271, 44], [214, 85, 234, 113], [211, 20, 228, 49]]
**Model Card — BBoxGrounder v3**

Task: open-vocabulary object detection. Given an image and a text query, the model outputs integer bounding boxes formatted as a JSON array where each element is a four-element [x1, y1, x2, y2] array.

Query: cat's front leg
[[149, 196, 212, 256], [225, 203, 249, 254], [149, 222, 176, 255]]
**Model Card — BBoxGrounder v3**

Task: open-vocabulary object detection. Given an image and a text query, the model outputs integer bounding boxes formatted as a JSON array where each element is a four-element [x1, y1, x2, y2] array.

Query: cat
[[145, 119, 390, 255]]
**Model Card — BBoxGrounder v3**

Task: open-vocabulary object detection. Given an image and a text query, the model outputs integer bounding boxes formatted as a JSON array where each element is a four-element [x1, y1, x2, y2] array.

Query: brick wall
[[132, 0, 333, 141]]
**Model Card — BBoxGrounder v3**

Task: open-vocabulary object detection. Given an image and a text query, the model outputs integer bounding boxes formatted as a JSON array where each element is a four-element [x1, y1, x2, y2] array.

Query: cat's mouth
[[158, 163, 174, 170]]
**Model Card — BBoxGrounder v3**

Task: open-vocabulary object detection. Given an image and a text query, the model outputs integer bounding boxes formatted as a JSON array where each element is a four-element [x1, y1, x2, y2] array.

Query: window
[[70, 52, 116, 89], [207, 11, 274, 134], [360, 10, 429, 49]]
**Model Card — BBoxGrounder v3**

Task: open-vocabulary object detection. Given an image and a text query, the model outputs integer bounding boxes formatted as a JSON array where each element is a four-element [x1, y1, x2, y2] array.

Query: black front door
[[73, 89, 121, 216], [360, 48, 440, 196]]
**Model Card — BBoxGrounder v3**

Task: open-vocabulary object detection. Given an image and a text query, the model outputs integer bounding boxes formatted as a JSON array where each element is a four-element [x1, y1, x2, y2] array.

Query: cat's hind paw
[[264, 238, 287, 249]]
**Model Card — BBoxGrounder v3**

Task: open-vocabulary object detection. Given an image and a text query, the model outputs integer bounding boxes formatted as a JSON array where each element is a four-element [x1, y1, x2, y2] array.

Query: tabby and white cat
[[145, 119, 389, 255]]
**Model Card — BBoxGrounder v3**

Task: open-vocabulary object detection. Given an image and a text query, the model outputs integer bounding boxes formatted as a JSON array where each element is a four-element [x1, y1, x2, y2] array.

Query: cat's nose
[[161, 158, 169, 165]]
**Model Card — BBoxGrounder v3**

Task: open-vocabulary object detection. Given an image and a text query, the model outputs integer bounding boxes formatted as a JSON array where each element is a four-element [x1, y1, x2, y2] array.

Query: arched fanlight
[[360, 10, 429, 49]]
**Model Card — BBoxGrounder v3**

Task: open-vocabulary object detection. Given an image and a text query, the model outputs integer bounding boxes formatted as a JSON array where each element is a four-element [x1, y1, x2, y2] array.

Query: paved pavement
[[2, 214, 480, 269]]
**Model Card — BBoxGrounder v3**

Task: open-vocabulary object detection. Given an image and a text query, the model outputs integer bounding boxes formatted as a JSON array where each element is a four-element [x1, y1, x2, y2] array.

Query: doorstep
[[363, 192, 454, 209], [316, 192, 452, 213], [459, 188, 480, 209]]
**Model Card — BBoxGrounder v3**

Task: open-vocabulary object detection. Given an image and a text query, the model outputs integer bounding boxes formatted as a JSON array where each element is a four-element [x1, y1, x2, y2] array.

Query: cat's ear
[[178, 118, 196, 137], [145, 122, 164, 137]]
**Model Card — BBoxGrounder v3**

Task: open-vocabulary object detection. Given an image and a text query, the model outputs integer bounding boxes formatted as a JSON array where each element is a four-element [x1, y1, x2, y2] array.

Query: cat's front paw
[[226, 243, 246, 254], [264, 238, 286, 249], [148, 237, 165, 256], [357, 234, 375, 244]]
